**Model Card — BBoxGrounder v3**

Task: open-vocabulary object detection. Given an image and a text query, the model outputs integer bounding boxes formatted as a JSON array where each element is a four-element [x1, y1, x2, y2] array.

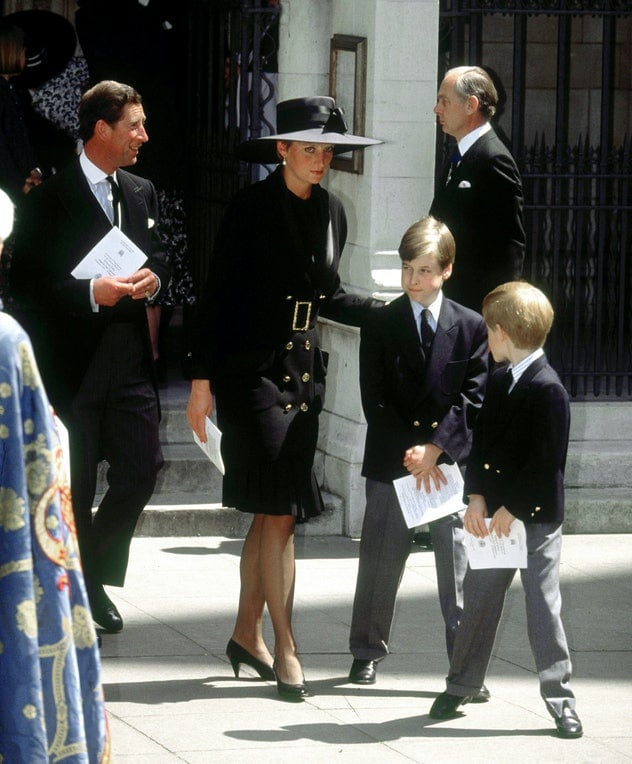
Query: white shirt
[[508, 348, 544, 392], [458, 121, 492, 158], [409, 291, 443, 338]]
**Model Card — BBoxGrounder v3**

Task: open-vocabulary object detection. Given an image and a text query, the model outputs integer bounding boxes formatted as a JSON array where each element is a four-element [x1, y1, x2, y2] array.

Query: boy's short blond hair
[[482, 281, 554, 350], [398, 215, 455, 270]]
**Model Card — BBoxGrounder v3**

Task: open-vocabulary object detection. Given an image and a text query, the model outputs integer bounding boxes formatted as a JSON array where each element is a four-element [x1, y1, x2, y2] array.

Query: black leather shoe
[[429, 691, 470, 720], [555, 705, 583, 739], [412, 531, 433, 549], [348, 659, 378, 684], [468, 683, 490, 703], [89, 585, 123, 633], [273, 661, 308, 702]]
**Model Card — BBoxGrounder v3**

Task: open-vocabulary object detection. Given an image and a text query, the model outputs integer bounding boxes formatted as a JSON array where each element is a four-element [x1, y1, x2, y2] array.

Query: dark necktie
[[500, 368, 514, 395], [106, 175, 121, 226], [446, 148, 461, 185], [420, 309, 435, 355]]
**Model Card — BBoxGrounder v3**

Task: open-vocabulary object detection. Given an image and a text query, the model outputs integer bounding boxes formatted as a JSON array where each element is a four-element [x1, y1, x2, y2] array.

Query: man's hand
[[187, 379, 213, 442], [463, 494, 489, 537], [488, 506, 515, 538], [93, 276, 134, 306], [403, 443, 447, 492], [126, 267, 159, 301]]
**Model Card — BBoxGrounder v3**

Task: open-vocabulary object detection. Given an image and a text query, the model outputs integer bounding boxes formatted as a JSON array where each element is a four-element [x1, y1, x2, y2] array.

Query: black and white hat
[[235, 96, 382, 164]]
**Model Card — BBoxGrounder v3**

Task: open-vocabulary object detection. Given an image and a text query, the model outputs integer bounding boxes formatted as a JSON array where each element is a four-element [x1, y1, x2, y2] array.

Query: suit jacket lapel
[[389, 295, 426, 376], [448, 130, 496, 187], [487, 355, 548, 442], [117, 170, 147, 239]]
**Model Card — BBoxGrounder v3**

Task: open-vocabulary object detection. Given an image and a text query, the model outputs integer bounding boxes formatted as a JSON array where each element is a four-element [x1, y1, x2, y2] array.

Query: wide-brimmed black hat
[[4, 10, 77, 88], [235, 96, 382, 164]]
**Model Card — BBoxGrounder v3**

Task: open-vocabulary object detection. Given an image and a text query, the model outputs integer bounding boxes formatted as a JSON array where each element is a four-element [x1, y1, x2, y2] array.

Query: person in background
[[429, 281, 582, 740], [9, 80, 170, 636], [0, 187, 111, 763], [348, 216, 488, 687], [0, 16, 76, 205], [430, 66, 525, 312], [187, 96, 381, 701]]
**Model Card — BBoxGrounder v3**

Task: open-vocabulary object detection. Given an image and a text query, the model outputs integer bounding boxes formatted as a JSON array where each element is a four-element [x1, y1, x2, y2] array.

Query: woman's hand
[[187, 379, 213, 442]]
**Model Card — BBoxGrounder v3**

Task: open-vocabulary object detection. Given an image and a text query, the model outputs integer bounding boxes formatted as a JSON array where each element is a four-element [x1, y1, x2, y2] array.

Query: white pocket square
[[458, 180, 471, 189], [147, 217, 155, 228]]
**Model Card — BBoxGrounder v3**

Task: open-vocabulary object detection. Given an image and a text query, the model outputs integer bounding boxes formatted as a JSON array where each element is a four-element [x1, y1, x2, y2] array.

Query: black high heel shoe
[[226, 638, 275, 681], [273, 660, 308, 702]]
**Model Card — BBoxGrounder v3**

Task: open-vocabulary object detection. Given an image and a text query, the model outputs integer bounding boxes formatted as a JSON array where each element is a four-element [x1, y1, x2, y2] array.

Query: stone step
[[564, 488, 632, 533], [569, 401, 632, 440], [565, 441, 632, 488], [135, 491, 344, 537], [97, 443, 223, 498], [94, 375, 632, 536]]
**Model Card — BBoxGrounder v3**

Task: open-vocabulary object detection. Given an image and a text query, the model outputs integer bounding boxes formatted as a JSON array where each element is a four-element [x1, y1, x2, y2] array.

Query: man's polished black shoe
[[348, 659, 378, 684], [429, 691, 470, 720], [554, 704, 583, 739], [468, 683, 490, 703], [89, 585, 123, 633]]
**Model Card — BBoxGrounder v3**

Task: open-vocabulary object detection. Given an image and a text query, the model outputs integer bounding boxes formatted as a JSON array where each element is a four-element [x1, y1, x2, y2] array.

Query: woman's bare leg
[[259, 514, 303, 685], [231, 514, 273, 666]]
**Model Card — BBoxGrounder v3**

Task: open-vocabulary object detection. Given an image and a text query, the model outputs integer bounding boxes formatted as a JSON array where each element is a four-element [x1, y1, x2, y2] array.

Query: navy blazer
[[464, 355, 570, 524], [360, 294, 488, 483], [430, 128, 525, 312], [9, 158, 170, 417]]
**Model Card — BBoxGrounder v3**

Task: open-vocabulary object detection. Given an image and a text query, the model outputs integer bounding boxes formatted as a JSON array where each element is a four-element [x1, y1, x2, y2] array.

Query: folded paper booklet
[[464, 518, 527, 569], [393, 462, 467, 529], [71, 226, 147, 279], [192, 416, 225, 475]]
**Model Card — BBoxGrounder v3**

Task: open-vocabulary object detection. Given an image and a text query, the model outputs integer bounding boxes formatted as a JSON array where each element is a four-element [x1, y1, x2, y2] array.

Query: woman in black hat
[[187, 96, 381, 701]]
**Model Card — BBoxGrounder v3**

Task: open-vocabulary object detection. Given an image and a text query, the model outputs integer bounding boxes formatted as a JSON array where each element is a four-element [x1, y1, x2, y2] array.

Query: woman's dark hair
[[0, 22, 25, 76], [78, 80, 142, 142]]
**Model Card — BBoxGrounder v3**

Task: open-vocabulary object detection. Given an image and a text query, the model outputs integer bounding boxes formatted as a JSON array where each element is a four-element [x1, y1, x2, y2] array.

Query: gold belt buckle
[[292, 300, 312, 332]]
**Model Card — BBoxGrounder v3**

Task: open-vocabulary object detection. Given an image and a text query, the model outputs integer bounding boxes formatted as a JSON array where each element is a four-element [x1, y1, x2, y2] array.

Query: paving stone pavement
[[96, 532, 632, 762]]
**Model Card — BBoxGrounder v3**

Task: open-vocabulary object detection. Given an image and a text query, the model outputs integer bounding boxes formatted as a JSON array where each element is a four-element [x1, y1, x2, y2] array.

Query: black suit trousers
[[68, 322, 163, 586]]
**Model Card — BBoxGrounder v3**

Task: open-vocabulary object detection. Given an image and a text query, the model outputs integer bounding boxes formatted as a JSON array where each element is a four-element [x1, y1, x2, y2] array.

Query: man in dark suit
[[430, 66, 525, 312], [9, 80, 170, 633], [348, 217, 488, 685], [429, 281, 582, 739]]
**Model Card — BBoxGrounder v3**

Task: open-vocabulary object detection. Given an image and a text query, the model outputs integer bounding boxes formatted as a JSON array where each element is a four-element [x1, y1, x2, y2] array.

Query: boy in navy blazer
[[348, 216, 488, 686], [429, 281, 582, 739]]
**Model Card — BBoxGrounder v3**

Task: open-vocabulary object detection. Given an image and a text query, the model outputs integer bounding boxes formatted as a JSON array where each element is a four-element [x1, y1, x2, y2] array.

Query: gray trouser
[[446, 522, 575, 717], [349, 478, 467, 661]]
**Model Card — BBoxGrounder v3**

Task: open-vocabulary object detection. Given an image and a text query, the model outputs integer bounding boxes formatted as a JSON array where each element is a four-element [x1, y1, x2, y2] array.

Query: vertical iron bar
[[511, 12, 526, 152]]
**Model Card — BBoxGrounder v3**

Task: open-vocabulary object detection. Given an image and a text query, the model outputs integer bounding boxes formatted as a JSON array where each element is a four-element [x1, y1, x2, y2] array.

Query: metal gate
[[438, 0, 632, 399], [185, 0, 280, 294]]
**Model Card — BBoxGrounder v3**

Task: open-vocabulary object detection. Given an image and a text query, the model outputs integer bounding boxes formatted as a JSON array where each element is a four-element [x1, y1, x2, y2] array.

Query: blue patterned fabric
[[0, 312, 110, 763]]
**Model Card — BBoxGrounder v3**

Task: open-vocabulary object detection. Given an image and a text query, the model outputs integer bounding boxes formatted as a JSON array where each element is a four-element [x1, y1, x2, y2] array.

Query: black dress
[[188, 168, 379, 521]]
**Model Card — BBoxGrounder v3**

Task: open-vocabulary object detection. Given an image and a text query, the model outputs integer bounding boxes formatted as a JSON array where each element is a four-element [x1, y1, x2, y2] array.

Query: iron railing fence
[[439, 0, 632, 398]]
